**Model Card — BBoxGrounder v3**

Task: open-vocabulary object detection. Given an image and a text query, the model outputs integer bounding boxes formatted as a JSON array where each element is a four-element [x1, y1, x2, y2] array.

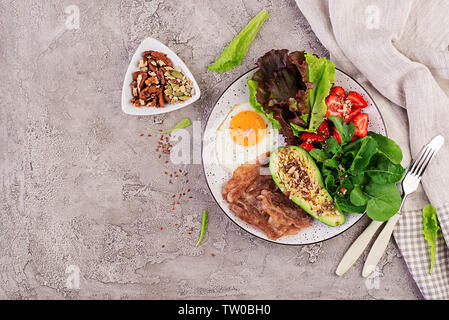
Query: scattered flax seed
[[211, 253, 215, 257], [162, 245, 165, 248], [189, 196, 192, 199], [160, 227, 163, 230], [148, 134, 152, 137], [140, 133, 144, 136]]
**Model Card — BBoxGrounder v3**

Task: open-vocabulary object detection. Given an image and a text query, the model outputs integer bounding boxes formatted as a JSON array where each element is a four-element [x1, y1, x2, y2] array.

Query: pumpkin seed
[[171, 71, 183, 79]]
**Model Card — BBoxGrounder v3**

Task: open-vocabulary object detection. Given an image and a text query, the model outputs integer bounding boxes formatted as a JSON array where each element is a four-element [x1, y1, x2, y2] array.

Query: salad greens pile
[[422, 204, 440, 274], [248, 49, 335, 143], [208, 9, 269, 73], [309, 116, 405, 221]]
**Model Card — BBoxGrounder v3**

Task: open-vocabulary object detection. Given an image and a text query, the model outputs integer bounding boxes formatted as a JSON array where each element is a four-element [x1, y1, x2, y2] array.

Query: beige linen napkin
[[296, 0, 449, 299]]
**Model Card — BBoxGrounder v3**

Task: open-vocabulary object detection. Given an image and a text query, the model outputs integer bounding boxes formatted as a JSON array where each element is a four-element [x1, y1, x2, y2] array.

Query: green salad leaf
[[328, 116, 355, 145], [208, 9, 269, 73], [350, 186, 368, 206], [304, 53, 335, 131], [364, 183, 402, 221], [325, 137, 343, 155], [149, 117, 191, 134], [195, 210, 209, 247], [248, 79, 281, 129], [366, 158, 405, 184], [367, 131, 403, 164], [422, 204, 440, 274], [349, 136, 378, 171]]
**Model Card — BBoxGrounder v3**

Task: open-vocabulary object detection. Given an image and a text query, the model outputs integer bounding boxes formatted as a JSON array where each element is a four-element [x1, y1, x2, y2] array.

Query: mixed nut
[[129, 50, 194, 108]]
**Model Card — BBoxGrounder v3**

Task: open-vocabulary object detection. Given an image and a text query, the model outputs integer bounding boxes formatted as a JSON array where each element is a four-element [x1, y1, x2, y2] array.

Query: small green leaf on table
[[422, 204, 440, 274], [208, 9, 269, 73], [196, 210, 209, 247], [149, 117, 192, 134]]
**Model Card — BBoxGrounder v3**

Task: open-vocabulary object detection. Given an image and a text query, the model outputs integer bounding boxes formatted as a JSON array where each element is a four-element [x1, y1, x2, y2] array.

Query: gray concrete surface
[[0, 0, 422, 299]]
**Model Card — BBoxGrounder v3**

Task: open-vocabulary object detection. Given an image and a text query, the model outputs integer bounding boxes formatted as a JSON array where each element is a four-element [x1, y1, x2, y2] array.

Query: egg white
[[215, 102, 281, 173]]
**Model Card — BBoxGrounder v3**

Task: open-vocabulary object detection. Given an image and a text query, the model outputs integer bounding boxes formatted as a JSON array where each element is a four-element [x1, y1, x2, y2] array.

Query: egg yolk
[[229, 111, 267, 146]]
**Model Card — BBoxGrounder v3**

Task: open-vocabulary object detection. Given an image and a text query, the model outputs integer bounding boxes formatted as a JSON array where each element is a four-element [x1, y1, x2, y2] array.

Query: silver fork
[[362, 135, 445, 277]]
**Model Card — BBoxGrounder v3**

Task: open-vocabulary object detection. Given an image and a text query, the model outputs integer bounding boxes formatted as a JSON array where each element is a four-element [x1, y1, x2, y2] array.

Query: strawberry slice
[[330, 86, 346, 98], [325, 94, 344, 118], [300, 132, 325, 143], [333, 129, 342, 145], [351, 113, 369, 137], [344, 107, 362, 123], [317, 120, 330, 137], [300, 141, 315, 152], [346, 91, 367, 108]]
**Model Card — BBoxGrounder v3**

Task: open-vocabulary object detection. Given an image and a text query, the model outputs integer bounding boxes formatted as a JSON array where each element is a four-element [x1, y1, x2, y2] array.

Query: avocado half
[[269, 146, 345, 227]]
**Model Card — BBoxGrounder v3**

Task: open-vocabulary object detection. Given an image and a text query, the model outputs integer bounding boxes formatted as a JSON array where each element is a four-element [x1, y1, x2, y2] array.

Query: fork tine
[[416, 149, 436, 177], [409, 146, 431, 175]]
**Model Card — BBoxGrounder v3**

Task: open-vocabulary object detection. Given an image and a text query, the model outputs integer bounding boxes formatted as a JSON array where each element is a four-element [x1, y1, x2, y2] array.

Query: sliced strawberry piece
[[352, 113, 369, 137], [333, 129, 342, 145], [300, 132, 325, 143], [346, 91, 367, 109], [325, 94, 344, 118], [330, 86, 346, 98], [344, 107, 362, 123], [317, 120, 330, 137], [300, 141, 315, 152]]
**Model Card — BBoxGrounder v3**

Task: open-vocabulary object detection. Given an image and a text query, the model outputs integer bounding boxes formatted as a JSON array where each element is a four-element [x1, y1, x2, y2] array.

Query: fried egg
[[215, 102, 280, 173]]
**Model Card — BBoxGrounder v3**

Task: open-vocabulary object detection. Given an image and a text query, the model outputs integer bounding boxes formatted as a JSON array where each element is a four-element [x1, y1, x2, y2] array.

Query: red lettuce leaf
[[251, 49, 313, 144]]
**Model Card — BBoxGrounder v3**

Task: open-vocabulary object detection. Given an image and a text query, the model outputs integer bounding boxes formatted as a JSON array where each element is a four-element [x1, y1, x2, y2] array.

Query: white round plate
[[202, 68, 386, 245]]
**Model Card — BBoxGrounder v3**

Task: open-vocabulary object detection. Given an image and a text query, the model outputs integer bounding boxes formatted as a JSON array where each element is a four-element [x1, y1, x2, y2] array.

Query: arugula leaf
[[366, 159, 405, 184], [350, 186, 368, 206], [325, 137, 343, 155], [334, 194, 365, 213], [304, 53, 335, 131], [350, 171, 367, 186], [328, 116, 355, 146], [208, 10, 269, 72], [367, 131, 403, 164], [309, 148, 329, 162], [325, 175, 336, 192], [195, 210, 209, 247], [364, 183, 402, 221], [343, 137, 364, 150], [149, 117, 191, 134], [349, 136, 378, 171], [248, 79, 281, 129], [422, 204, 440, 274]]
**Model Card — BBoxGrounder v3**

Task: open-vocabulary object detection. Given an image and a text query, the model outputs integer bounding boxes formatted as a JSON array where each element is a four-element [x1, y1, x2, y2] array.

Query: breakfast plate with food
[[202, 49, 404, 245]]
